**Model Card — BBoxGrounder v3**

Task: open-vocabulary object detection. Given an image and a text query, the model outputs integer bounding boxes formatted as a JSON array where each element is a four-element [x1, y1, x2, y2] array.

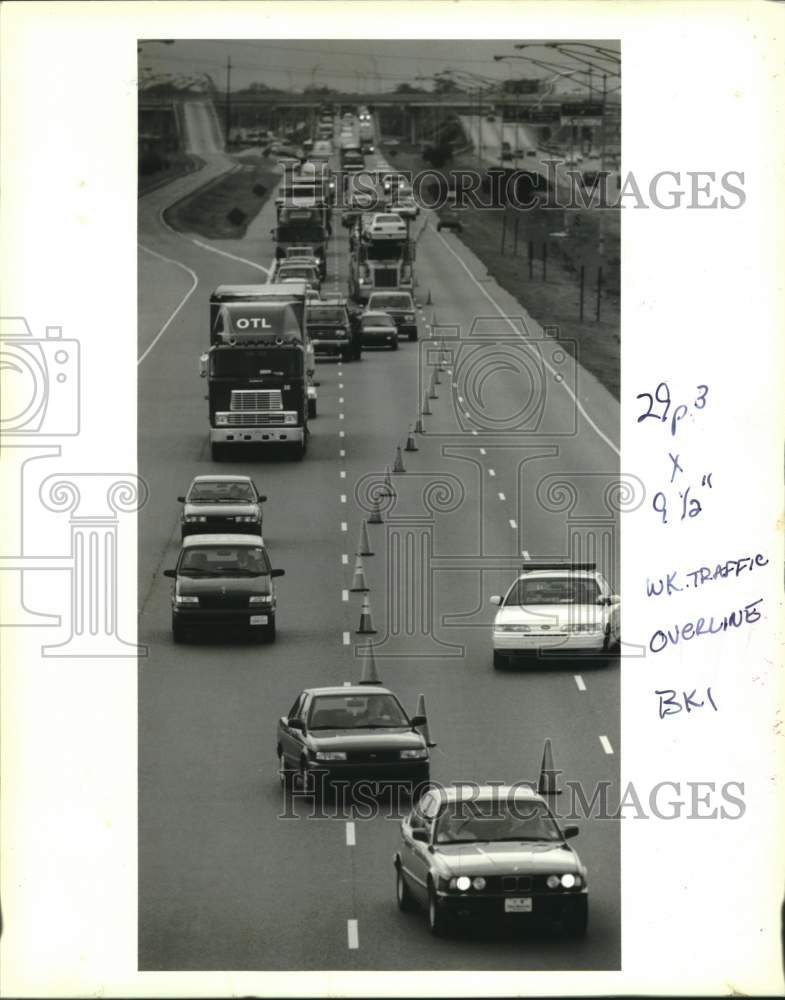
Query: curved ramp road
[[137, 140, 621, 971], [182, 99, 225, 155]]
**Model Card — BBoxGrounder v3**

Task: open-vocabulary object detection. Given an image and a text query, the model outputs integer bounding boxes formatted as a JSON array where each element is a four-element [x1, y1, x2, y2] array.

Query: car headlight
[[561, 873, 578, 888], [283, 413, 298, 425], [335, 327, 346, 334], [569, 623, 602, 633], [546, 875, 561, 889], [175, 595, 199, 605], [450, 876, 471, 892], [184, 515, 207, 523], [497, 624, 532, 633], [249, 595, 272, 605], [313, 751, 347, 761], [235, 514, 259, 523], [405, 313, 415, 322], [215, 414, 229, 426], [400, 748, 428, 760], [472, 877, 486, 891]]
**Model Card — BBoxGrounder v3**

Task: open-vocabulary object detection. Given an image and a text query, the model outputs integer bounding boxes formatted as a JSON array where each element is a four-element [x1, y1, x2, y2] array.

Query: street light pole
[[225, 55, 232, 146]]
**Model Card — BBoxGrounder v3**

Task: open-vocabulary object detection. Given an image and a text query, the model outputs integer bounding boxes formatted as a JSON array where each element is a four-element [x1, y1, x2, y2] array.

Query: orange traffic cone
[[357, 519, 373, 556], [428, 373, 439, 400], [382, 465, 393, 495], [393, 446, 406, 474], [422, 392, 432, 416], [415, 693, 435, 747], [432, 365, 441, 385], [356, 595, 378, 634], [537, 738, 563, 795], [349, 554, 369, 592], [405, 425, 419, 452], [358, 644, 382, 684], [368, 497, 384, 524], [414, 415, 425, 434], [426, 288, 432, 305]]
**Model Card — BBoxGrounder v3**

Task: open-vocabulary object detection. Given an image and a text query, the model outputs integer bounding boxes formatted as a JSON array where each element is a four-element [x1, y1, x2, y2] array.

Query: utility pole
[[225, 56, 232, 146]]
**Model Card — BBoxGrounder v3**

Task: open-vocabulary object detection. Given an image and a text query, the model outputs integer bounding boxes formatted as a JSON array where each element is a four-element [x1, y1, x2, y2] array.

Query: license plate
[[249, 615, 268, 625], [504, 897, 533, 913]]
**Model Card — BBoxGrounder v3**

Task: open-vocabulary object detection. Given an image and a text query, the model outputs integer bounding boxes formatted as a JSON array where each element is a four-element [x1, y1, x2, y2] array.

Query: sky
[[137, 39, 621, 96]]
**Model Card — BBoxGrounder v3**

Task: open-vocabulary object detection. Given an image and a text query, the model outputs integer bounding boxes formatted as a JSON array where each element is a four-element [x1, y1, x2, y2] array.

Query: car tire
[[408, 331, 418, 342], [264, 615, 276, 643], [493, 650, 508, 670], [427, 881, 449, 937], [396, 864, 416, 913], [436, 223, 443, 232], [172, 619, 186, 644], [291, 439, 307, 461], [308, 398, 317, 419], [211, 442, 226, 462], [278, 750, 293, 791], [390, 340, 399, 351], [564, 901, 588, 939]]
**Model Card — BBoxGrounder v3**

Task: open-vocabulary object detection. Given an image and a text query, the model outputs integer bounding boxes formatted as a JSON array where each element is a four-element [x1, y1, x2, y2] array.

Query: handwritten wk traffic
[[635, 382, 767, 719]]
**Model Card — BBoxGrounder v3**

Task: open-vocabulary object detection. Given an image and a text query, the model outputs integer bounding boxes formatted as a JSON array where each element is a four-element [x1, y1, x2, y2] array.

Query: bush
[[139, 151, 167, 175]]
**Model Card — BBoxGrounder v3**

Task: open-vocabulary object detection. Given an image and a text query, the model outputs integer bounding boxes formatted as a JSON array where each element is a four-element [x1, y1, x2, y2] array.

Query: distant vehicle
[[390, 194, 418, 220], [273, 260, 322, 292], [365, 213, 407, 239], [277, 685, 430, 795], [501, 141, 512, 161], [367, 291, 418, 341], [436, 205, 465, 233], [163, 535, 284, 644], [178, 475, 266, 540], [359, 310, 398, 350], [394, 784, 588, 937], [306, 299, 362, 362], [490, 561, 620, 668]]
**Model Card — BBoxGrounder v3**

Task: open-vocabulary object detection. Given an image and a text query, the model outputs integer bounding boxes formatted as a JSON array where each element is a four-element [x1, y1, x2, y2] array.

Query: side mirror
[[177, 496, 186, 503], [410, 714, 426, 728], [563, 825, 580, 839], [199, 354, 208, 379], [610, 594, 621, 605], [271, 568, 285, 578], [259, 494, 268, 503], [163, 569, 176, 579], [490, 595, 502, 606], [411, 828, 429, 844], [287, 717, 305, 732]]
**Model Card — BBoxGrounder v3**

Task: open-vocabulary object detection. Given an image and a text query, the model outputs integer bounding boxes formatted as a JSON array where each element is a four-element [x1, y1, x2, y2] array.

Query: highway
[[137, 119, 621, 970]]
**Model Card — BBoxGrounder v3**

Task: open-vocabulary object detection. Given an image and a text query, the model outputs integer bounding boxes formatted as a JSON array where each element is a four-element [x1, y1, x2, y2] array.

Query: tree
[[395, 82, 426, 94]]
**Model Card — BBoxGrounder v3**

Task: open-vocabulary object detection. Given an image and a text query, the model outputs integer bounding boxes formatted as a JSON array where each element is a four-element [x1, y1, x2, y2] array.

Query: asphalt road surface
[[138, 135, 621, 970]]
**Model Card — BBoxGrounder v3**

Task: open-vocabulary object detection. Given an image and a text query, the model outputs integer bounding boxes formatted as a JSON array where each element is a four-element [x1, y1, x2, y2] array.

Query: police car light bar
[[520, 562, 597, 572]]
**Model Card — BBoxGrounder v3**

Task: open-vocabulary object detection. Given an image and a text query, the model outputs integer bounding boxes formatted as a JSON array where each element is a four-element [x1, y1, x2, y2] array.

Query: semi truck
[[200, 299, 309, 461], [272, 203, 329, 277], [347, 213, 415, 304]]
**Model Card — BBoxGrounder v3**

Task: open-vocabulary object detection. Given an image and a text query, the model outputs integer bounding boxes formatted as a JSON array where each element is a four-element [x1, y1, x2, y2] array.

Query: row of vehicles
[[161, 103, 614, 940]]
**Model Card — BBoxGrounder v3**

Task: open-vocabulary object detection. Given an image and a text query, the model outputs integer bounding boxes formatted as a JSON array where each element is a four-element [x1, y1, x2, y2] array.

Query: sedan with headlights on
[[277, 685, 431, 794], [178, 475, 267, 540], [395, 783, 588, 937], [359, 310, 399, 351]]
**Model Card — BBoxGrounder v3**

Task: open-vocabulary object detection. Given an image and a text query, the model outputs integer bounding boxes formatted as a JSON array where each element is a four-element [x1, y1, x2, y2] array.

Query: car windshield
[[278, 267, 316, 280], [505, 577, 600, 606], [361, 315, 392, 330], [375, 215, 401, 224], [187, 481, 254, 503], [369, 295, 411, 310], [308, 306, 346, 324], [179, 546, 270, 577], [308, 693, 409, 730], [434, 799, 563, 844]]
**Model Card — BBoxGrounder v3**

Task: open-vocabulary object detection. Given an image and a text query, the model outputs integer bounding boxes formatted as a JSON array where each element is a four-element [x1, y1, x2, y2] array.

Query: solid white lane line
[[346, 821, 356, 846], [341, 522, 348, 532], [342, 589, 349, 602], [509, 518, 517, 529], [600, 735, 614, 755], [488, 468, 495, 477], [498, 492, 506, 501], [575, 675, 587, 692], [347, 919, 359, 949], [189, 238, 272, 277], [137, 245, 198, 365], [342, 554, 349, 564], [433, 229, 620, 458], [343, 631, 350, 645]]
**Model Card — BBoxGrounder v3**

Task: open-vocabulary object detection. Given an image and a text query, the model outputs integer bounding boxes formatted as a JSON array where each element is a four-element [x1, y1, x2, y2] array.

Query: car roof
[[302, 685, 396, 698], [513, 569, 601, 581], [181, 534, 268, 548], [433, 784, 546, 805], [189, 474, 254, 484]]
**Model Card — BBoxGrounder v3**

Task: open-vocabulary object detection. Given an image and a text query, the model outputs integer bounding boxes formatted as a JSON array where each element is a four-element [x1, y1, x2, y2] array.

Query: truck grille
[[221, 412, 288, 427], [374, 269, 398, 288], [230, 390, 282, 412]]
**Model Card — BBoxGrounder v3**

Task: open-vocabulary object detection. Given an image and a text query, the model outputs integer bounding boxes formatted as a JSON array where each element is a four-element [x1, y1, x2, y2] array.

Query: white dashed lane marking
[[341, 522, 348, 532], [342, 631, 350, 645], [522, 550, 530, 560], [509, 519, 517, 529], [480, 448, 487, 455], [489, 469, 495, 477], [574, 675, 587, 692], [347, 919, 359, 949], [341, 494, 347, 503], [342, 589, 349, 602], [342, 554, 349, 565], [346, 821, 356, 846], [340, 470, 347, 479], [600, 735, 614, 755], [340, 449, 346, 458], [498, 492, 506, 501]]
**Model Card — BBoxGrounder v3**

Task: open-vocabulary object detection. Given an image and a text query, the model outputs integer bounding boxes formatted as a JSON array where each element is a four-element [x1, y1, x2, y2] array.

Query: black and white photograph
[[1, 3, 784, 997]]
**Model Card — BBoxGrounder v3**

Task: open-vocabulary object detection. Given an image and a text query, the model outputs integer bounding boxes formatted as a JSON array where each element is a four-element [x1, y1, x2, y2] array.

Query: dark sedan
[[366, 291, 418, 341], [306, 301, 362, 361], [395, 784, 588, 937], [178, 475, 267, 540], [277, 686, 430, 795], [163, 534, 284, 643]]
